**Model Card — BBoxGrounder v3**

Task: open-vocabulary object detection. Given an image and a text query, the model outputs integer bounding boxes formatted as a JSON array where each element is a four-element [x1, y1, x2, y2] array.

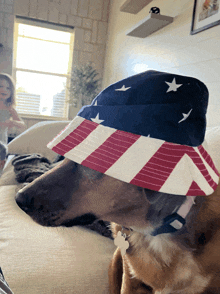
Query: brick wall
[[0, 0, 15, 74], [0, 0, 110, 123], [0, 0, 110, 89], [14, 0, 110, 79]]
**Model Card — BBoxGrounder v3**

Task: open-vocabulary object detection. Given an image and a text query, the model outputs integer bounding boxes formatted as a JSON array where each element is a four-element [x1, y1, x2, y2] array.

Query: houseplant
[[69, 63, 100, 108]]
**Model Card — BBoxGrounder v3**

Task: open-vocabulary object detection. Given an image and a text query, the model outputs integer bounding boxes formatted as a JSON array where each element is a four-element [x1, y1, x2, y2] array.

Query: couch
[[0, 121, 116, 294], [0, 121, 219, 294]]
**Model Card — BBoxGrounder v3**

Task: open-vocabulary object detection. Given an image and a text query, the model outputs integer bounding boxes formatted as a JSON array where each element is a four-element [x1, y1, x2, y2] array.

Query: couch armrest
[[8, 121, 70, 162]]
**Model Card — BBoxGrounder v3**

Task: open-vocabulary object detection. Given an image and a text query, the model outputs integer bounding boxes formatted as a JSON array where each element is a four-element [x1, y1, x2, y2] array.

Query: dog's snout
[[16, 190, 34, 213]]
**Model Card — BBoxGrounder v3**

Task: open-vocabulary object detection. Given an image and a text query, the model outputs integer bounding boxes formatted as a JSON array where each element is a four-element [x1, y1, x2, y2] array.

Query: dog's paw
[[110, 222, 123, 238]]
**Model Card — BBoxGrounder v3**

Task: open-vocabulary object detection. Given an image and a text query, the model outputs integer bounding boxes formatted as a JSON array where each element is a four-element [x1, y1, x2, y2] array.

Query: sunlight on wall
[[133, 63, 150, 73]]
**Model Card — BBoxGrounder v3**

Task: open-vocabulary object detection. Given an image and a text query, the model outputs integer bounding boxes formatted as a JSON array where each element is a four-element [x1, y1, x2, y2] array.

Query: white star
[[115, 85, 131, 91], [165, 78, 182, 93], [178, 109, 193, 123], [94, 100, 98, 106], [91, 113, 104, 124]]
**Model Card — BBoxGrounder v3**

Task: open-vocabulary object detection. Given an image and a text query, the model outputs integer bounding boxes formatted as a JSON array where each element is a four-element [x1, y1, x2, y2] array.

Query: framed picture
[[190, 0, 220, 34]]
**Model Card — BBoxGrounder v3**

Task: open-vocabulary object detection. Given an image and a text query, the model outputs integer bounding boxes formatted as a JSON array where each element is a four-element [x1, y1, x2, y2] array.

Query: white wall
[[103, 0, 220, 127]]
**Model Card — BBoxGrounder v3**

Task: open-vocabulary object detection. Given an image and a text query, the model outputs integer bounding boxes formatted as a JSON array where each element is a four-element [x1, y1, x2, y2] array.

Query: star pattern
[[178, 109, 193, 123], [91, 113, 104, 124], [115, 85, 131, 92], [91, 77, 189, 126], [165, 78, 182, 93]]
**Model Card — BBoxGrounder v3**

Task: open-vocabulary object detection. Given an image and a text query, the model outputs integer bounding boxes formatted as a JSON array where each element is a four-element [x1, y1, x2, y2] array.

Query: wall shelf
[[126, 13, 174, 38], [120, 0, 153, 14]]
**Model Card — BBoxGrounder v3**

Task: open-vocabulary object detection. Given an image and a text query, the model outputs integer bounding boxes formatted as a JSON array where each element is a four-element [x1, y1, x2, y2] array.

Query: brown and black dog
[[15, 158, 220, 293]]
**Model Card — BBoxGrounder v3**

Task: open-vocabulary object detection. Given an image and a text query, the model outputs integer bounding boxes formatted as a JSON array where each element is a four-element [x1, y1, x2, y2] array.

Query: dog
[[15, 70, 220, 293], [15, 158, 220, 293]]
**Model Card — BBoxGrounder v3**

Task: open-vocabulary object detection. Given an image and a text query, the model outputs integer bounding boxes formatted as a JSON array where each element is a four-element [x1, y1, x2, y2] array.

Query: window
[[13, 17, 74, 119]]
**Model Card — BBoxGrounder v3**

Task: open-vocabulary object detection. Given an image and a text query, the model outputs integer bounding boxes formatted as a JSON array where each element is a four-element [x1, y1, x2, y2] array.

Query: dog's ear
[[108, 247, 123, 294], [143, 189, 186, 227]]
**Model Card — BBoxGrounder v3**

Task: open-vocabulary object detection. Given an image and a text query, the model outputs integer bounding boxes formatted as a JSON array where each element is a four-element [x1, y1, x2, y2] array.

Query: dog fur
[[15, 158, 220, 293]]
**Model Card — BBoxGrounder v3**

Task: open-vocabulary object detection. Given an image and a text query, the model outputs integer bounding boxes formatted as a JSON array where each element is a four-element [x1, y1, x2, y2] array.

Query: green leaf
[[69, 62, 101, 107]]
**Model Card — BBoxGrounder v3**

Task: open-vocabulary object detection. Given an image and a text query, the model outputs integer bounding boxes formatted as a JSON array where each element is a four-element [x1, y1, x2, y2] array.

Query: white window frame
[[13, 16, 74, 120]]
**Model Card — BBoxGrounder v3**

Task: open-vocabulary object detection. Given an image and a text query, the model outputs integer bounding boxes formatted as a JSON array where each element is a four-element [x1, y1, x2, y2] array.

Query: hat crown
[[93, 70, 208, 109], [78, 70, 209, 147]]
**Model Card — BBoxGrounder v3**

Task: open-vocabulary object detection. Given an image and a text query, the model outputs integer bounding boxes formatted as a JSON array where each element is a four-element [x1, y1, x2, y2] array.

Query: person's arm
[[6, 107, 26, 131]]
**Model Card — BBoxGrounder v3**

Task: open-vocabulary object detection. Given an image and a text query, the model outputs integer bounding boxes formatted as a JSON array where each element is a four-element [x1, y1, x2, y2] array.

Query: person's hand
[[0, 159, 6, 169], [3, 118, 14, 128]]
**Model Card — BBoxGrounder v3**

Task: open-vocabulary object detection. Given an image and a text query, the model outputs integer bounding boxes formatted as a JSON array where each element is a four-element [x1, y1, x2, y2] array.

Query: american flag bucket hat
[[47, 70, 219, 196]]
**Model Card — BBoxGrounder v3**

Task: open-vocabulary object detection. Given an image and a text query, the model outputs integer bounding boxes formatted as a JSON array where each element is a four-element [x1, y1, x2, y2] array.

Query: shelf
[[126, 13, 174, 38], [120, 0, 153, 14]]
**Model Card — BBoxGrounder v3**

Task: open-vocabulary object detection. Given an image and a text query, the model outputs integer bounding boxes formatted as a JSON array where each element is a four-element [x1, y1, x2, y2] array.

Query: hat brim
[[47, 116, 219, 196]]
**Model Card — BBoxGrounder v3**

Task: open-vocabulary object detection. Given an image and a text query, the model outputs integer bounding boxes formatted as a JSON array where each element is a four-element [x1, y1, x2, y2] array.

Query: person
[[0, 73, 26, 174], [0, 74, 23, 292]]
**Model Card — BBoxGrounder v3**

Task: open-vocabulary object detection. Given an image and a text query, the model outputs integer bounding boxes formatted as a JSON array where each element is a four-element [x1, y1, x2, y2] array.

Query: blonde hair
[[0, 73, 15, 106]]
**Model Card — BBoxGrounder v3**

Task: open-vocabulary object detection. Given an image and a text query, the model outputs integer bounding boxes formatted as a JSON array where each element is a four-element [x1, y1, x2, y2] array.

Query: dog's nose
[[15, 190, 34, 213]]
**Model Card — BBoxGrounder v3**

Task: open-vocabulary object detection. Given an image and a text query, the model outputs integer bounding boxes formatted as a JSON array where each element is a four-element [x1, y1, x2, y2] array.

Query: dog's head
[[15, 157, 186, 232]]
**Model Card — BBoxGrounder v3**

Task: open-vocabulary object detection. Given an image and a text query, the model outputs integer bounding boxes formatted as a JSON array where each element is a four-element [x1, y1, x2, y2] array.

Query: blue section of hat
[[77, 70, 209, 147]]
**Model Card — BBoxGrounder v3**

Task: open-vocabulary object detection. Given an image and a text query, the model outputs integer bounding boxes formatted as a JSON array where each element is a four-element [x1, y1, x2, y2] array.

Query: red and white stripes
[[47, 117, 219, 196]]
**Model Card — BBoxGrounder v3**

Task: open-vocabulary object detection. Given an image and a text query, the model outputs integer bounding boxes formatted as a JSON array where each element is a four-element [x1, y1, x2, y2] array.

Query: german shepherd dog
[[15, 158, 220, 293]]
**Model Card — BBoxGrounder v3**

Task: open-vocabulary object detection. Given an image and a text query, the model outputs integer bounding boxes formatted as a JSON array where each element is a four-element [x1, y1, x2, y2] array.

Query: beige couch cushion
[[0, 184, 115, 294]]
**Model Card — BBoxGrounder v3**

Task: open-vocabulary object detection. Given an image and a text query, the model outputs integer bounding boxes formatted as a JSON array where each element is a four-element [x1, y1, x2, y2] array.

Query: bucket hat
[[47, 70, 219, 196]]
